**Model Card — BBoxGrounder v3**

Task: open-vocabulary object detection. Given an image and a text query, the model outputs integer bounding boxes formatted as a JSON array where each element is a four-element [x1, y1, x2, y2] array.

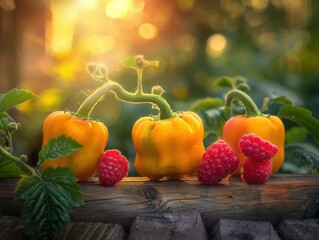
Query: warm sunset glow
[[206, 34, 228, 58], [86, 35, 117, 54], [78, 0, 96, 9], [139, 23, 158, 40], [105, 0, 132, 19], [37, 89, 63, 111], [49, 1, 79, 55]]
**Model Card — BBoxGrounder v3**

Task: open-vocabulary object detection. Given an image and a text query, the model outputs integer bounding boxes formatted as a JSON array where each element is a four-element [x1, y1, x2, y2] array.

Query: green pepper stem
[[75, 80, 174, 120], [136, 67, 144, 94], [111, 83, 173, 119], [76, 82, 118, 118], [0, 146, 37, 176], [224, 89, 261, 119]]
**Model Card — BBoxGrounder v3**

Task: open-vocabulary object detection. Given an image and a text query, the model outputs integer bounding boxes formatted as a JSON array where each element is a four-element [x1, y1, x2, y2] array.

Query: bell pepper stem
[[111, 84, 173, 120], [75, 82, 118, 118], [75, 80, 174, 120], [224, 89, 261, 119], [0, 146, 37, 176], [136, 67, 144, 94]]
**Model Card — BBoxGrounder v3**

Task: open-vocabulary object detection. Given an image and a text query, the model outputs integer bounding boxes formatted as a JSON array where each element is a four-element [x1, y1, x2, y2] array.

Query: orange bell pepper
[[221, 90, 285, 175], [41, 111, 108, 182]]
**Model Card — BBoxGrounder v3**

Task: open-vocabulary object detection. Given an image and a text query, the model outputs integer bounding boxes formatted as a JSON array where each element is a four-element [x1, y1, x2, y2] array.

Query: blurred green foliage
[[1, 0, 319, 175]]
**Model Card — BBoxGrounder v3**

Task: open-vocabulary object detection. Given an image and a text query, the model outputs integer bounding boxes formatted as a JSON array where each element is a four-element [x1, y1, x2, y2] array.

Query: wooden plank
[[128, 210, 207, 240], [211, 219, 281, 240], [0, 174, 318, 230], [0, 214, 126, 240], [0, 214, 26, 240], [276, 219, 319, 240], [61, 221, 126, 240]]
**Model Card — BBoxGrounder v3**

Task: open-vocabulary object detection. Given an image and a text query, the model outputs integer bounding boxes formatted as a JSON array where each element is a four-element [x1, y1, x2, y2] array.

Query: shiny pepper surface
[[132, 111, 205, 180], [222, 115, 285, 175], [41, 111, 108, 182]]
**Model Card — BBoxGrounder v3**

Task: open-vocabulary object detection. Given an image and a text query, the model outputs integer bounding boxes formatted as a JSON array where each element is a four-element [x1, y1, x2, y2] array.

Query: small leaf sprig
[[0, 88, 37, 178], [0, 88, 84, 240]]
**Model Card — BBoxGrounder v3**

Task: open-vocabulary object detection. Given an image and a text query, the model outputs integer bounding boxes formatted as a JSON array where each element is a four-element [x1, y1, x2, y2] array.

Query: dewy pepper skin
[[221, 90, 285, 175]]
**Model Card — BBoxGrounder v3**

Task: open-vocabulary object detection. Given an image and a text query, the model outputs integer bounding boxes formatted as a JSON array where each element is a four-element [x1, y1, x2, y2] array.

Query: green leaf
[[284, 143, 319, 173], [0, 157, 22, 179], [0, 112, 10, 133], [0, 88, 37, 112], [215, 76, 233, 88], [197, 108, 226, 141], [143, 60, 159, 68], [261, 95, 293, 113], [38, 135, 82, 165], [15, 168, 84, 240], [285, 127, 308, 144], [278, 105, 319, 144], [190, 97, 224, 111], [121, 56, 137, 69]]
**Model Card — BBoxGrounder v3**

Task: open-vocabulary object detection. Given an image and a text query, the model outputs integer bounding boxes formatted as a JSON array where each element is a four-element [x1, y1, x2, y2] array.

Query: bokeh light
[[105, 0, 132, 19], [206, 34, 228, 58], [138, 23, 158, 40]]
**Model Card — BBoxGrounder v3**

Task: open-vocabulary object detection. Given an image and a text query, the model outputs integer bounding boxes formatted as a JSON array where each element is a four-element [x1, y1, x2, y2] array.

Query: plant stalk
[[224, 89, 261, 119], [0, 146, 37, 176]]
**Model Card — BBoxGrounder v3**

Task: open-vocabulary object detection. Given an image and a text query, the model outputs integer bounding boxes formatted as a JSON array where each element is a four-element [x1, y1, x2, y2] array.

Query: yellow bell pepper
[[41, 111, 108, 182], [132, 111, 205, 180]]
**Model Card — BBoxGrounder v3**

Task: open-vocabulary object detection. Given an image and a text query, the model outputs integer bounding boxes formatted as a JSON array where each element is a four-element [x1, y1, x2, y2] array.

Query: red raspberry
[[239, 134, 278, 161], [98, 150, 129, 186], [241, 158, 272, 184], [198, 140, 239, 185]]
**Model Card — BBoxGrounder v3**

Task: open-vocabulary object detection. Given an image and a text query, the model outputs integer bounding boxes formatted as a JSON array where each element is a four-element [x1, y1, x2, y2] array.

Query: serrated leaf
[[215, 76, 233, 88], [16, 168, 84, 240], [278, 105, 319, 144], [38, 135, 82, 165], [121, 56, 137, 69], [284, 143, 319, 173], [0, 157, 22, 179], [190, 97, 224, 111], [0, 88, 37, 112]]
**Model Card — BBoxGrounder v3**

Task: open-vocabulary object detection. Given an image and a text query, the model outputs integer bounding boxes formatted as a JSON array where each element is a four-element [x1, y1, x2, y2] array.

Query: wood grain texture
[[276, 218, 319, 240], [0, 214, 126, 240], [212, 219, 281, 240], [128, 209, 207, 240], [0, 174, 318, 230]]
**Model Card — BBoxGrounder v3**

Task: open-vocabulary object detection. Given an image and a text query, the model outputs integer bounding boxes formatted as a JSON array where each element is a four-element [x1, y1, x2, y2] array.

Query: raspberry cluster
[[239, 134, 278, 184], [97, 150, 129, 186], [197, 134, 278, 185]]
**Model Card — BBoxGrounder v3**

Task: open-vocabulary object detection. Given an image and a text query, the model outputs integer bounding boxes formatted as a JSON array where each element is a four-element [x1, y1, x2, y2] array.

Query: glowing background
[[0, 0, 318, 175]]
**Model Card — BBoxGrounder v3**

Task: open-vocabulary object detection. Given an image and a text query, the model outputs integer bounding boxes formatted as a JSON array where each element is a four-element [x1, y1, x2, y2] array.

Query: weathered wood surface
[[212, 219, 281, 240], [277, 218, 319, 240], [128, 210, 207, 240], [0, 214, 127, 240], [0, 174, 318, 230]]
